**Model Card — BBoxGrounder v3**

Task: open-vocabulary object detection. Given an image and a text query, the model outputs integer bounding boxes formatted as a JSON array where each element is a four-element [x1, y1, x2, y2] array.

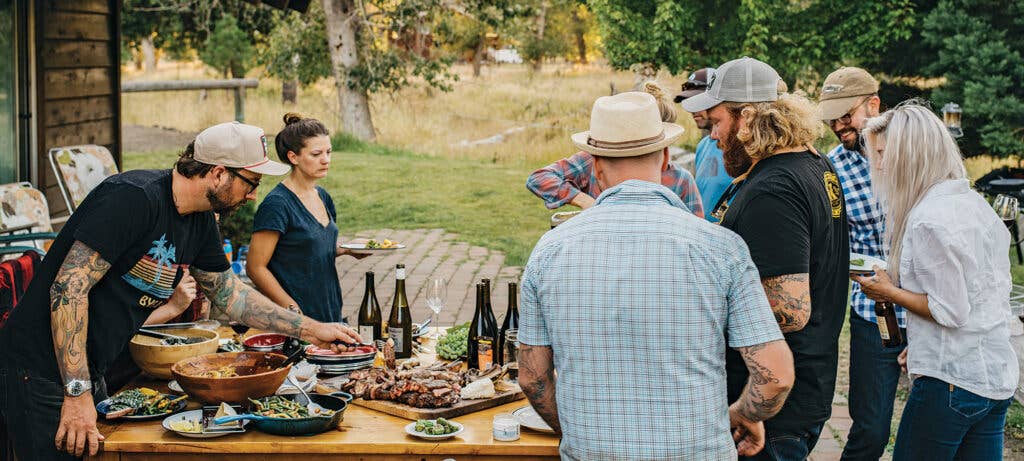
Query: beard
[[720, 122, 753, 177], [836, 127, 863, 151], [206, 187, 245, 216]]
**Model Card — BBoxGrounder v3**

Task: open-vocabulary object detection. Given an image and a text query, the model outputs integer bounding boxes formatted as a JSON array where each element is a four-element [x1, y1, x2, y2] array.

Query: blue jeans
[[893, 376, 1011, 461], [842, 313, 906, 460], [739, 423, 823, 461]]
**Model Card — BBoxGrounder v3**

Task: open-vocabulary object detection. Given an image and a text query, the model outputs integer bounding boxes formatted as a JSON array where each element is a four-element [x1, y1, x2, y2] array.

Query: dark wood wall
[[34, 0, 121, 220]]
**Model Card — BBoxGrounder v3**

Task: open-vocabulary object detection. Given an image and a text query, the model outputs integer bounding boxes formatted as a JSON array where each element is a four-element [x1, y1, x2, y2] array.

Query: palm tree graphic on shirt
[[123, 233, 178, 300], [145, 234, 176, 290]]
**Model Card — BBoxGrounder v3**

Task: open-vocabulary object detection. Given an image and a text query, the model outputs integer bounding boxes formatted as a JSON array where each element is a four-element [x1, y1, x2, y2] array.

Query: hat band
[[587, 131, 665, 150]]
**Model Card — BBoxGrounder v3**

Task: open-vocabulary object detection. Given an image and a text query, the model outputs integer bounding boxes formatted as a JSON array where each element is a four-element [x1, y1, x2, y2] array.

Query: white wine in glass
[[425, 278, 447, 339]]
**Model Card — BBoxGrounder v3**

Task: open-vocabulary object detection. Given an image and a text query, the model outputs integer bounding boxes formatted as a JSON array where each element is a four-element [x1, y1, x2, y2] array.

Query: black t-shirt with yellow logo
[[720, 150, 850, 432], [0, 170, 229, 381]]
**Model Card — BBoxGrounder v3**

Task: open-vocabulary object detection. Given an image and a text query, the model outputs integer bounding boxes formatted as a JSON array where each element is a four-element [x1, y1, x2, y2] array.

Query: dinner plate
[[850, 253, 887, 274], [162, 410, 247, 438], [316, 360, 374, 375], [511, 405, 555, 434], [96, 394, 187, 421], [305, 345, 377, 362], [339, 242, 407, 255], [404, 420, 464, 441]]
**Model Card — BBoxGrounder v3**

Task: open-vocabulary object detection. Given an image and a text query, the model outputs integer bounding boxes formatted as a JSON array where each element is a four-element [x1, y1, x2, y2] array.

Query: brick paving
[[335, 228, 853, 458]]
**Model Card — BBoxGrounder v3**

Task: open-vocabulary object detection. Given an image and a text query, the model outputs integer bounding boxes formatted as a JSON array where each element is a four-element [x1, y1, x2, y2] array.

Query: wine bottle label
[[876, 317, 890, 340], [389, 327, 405, 352], [477, 337, 494, 370], [359, 325, 374, 345]]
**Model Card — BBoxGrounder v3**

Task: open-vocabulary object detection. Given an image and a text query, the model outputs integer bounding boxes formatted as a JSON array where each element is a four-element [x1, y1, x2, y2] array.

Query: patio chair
[[47, 144, 119, 223], [0, 182, 58, 256]]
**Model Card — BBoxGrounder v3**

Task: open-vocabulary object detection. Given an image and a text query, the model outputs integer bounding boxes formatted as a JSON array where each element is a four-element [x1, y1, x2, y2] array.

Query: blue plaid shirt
[[827, 145, 906, 328], [519, 180, 784, 460]]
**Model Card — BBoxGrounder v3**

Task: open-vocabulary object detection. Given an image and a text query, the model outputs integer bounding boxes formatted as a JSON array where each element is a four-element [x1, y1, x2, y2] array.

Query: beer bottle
[[497, 282, 520, 365], [875, 302, 904, 347], [357, 272, 382, 344], [388, 264, 413, 358]]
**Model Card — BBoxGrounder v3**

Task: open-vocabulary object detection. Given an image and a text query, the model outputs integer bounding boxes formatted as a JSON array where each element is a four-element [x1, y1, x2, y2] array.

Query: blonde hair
[[862, 102, 966, 281], [725, 92, 820, 162], [641, 81, 677, 123]]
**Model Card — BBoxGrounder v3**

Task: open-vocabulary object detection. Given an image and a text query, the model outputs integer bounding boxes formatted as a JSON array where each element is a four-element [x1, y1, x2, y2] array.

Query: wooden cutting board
[[350, 389, 526, 420]]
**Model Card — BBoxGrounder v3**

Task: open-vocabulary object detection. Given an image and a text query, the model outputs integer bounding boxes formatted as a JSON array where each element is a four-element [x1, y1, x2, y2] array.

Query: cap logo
[[707, 73, 717, 92], [822, 84, 844, 94], [259, 134, 269, 158]]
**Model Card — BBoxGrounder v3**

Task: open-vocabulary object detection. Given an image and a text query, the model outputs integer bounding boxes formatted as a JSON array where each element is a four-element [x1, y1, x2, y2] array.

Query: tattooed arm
[[729, 339, 794, 456], [761, 273, 811, 333], [518, 344, 561, 435], [191, 268, 360, 348], [50, 241, 110, 457]]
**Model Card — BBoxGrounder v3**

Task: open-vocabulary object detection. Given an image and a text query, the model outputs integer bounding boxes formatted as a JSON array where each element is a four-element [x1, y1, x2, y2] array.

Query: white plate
[[404, 420, 464, 441], [850, 253, 887, 274], [511, 405, 555, 434], [339, 242, 407, 255], [161, 410, 247, 438]]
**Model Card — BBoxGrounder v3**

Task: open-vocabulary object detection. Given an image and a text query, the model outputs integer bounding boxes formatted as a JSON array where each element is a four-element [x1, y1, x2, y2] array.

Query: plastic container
[[492, 413, 520, 441]]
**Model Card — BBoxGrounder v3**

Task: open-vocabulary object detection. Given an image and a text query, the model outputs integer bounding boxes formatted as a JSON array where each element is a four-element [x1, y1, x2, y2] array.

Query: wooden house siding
[[33, 0, 121, 220]]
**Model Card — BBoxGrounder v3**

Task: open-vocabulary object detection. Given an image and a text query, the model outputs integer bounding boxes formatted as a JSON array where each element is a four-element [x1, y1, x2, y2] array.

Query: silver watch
[[64, 379, 92, 397]]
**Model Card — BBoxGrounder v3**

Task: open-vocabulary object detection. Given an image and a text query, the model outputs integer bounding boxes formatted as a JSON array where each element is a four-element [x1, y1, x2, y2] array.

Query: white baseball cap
[[681, 57, 782, 113], [193, 121, 291, 176]]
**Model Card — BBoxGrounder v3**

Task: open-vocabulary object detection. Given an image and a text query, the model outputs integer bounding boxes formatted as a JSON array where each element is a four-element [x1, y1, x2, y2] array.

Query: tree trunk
[[140, 36, 157, 74], [472, 35, 485, 78], [532, 2, 548, 72], [322, 0, 375, 141], [282, 80, 298, 104], [572, 8, 587, 64]]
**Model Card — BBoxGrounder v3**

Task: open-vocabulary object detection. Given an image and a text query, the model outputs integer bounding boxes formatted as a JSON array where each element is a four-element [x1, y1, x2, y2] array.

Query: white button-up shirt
[[900, 179, 1019, 400]]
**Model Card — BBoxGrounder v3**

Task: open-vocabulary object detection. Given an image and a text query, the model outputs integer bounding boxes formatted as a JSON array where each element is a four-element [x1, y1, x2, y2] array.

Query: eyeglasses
[[681, 81, 707, 92], [828, 98, 870, 127], [226, 168, 260, 195]]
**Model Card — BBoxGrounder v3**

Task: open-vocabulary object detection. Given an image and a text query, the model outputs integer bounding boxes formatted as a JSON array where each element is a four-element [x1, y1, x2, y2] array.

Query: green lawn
[[122, 135, 554, 266]]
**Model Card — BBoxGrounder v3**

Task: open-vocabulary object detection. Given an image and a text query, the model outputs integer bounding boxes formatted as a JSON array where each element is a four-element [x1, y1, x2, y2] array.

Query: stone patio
[[335, 228, 852, 459]]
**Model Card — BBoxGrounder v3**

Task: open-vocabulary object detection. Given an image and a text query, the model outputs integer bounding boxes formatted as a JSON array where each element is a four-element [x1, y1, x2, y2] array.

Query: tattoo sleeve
[[518, 344, 561, 434], [50, 241, 111, 385], [191, 268, 309, 339], [735, 340, 793, 422], [761, 273, 811, 333]]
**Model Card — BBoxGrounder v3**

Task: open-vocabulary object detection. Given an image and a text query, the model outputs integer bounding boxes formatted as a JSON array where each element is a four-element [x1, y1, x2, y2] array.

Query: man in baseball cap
[[674, 67, 716, 103], [676, 67, 733, 223], [686, 57, 851, 461], [0, 121, 360, 460], [816, 67, 900, 461]]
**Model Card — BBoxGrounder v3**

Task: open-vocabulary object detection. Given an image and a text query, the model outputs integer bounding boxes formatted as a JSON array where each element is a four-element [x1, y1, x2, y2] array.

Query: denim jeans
[[739, 423, 823, 461], [842, 313, 906, 460], [0, 367, 107, 461], [893, 376, 1011, 461]]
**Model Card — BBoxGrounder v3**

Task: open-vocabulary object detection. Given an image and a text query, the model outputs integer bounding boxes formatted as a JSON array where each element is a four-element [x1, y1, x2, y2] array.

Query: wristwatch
[[64, 379, 92, 397]]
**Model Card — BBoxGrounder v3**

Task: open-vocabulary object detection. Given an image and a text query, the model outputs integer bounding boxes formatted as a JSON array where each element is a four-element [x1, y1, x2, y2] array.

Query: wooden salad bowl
[[171, 351, 291, 403], [128, 328, 219, 380]]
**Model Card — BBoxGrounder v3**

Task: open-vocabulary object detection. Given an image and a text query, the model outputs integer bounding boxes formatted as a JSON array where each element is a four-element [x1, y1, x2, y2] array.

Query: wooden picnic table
[[88, 328, 560, 461]]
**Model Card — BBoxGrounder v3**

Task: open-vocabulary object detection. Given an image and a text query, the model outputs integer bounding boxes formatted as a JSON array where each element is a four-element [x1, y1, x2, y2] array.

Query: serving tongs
[[137, 328, 206, 345], [200, 405, 246, 433]]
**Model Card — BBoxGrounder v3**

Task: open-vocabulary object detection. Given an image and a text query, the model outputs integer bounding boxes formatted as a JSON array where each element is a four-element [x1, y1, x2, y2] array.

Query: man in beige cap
[[683, 57, 850, 461], [0, 121, 362, 460], [518, 91, 793, 460], [817, 67, 903, 461]]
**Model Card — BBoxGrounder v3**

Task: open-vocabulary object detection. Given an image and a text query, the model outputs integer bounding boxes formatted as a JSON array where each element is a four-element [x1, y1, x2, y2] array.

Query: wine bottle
[[482, 278, 499, 342], [357, 272, 382, 344], [875, 302, 904, 347], [468, 281, 499, 371], [388, 264, 413, 359], [497, 282, 520, 365]]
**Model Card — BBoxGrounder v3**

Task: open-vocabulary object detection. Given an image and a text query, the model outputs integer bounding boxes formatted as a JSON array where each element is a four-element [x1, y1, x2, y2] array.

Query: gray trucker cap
[[680, 57, 782, 113]]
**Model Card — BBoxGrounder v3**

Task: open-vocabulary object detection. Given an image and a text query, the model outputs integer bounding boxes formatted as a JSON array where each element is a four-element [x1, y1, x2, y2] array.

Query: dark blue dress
[[252, 183, 343, 323]]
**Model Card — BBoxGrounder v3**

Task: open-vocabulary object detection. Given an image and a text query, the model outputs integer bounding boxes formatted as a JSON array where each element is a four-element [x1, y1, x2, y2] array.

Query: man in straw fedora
[[518, 91, 794, 460], [682, 57, 850, 460]]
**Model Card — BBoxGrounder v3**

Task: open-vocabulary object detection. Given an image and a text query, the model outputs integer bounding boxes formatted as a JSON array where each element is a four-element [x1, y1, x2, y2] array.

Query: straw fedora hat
[[571, 92, 685, 157]]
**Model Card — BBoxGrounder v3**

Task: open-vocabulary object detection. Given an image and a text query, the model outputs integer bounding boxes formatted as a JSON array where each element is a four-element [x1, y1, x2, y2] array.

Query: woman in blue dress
[[246, 113, 363, 323]]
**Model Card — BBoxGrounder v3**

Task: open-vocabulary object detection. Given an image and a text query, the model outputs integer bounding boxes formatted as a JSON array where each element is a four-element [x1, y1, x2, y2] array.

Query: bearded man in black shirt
[[682, 57, 850, 460], [0, 122, 363, 460]]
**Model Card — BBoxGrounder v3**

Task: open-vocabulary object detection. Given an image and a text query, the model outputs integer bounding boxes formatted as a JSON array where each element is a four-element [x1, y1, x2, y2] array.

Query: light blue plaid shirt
[[519, 180, 784, 461], [827, 145, 906, 328]]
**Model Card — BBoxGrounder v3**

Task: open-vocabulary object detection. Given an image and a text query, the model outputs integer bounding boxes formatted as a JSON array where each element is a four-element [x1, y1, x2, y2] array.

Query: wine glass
[[994, 194, 1020, 222], [229, 321, 250, 343], [424, 278, 447, 339]]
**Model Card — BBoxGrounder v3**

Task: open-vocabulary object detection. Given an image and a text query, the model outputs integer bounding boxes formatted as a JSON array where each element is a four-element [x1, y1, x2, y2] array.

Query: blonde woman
[[525, 82, 704, 218], [853, 102, 1016, 460]]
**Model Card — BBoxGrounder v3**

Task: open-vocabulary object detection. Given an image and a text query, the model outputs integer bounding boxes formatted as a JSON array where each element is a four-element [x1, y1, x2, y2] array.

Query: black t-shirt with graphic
[[0, 170, 229, 381], [720, 151, 850, 432]]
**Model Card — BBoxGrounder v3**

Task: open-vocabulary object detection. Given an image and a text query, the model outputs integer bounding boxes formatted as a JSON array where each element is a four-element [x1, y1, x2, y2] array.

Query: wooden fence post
[[234, 87, 245, 123]]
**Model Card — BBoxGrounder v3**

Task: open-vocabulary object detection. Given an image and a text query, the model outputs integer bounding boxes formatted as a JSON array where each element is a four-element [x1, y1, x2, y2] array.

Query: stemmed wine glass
[[994, 194, 1020, 222], [424, 278, 447, 339]]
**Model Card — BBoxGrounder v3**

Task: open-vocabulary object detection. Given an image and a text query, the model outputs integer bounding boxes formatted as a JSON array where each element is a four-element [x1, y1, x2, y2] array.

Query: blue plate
[[97, 393, 188, 421]]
